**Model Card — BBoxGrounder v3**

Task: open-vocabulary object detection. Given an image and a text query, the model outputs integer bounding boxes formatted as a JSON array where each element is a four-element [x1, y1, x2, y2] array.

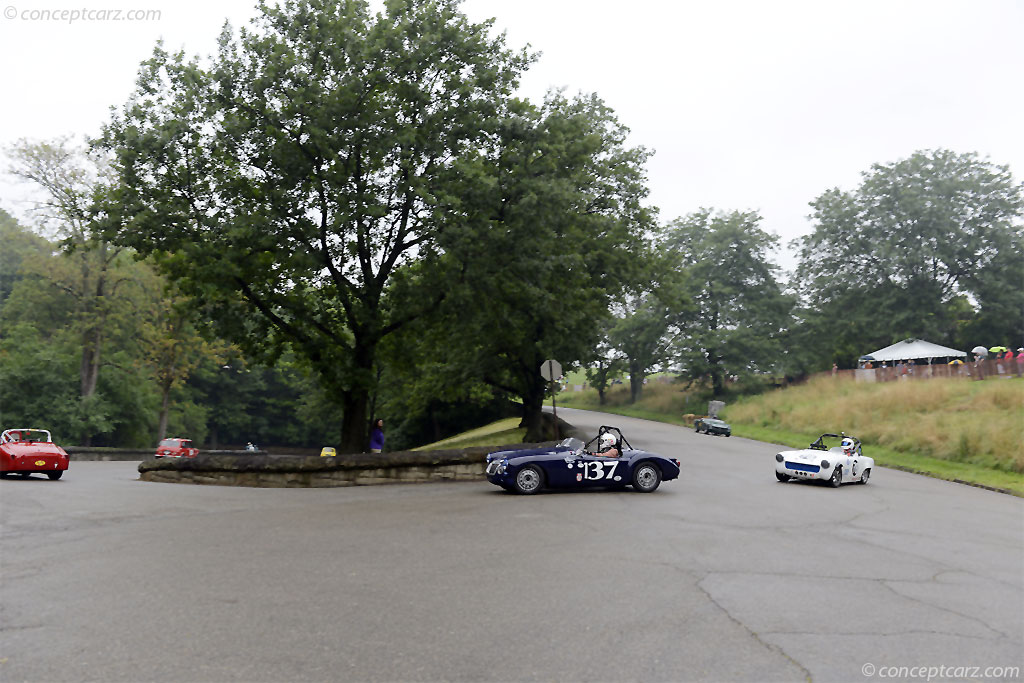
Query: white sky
[[1, 0, 1021, 272]]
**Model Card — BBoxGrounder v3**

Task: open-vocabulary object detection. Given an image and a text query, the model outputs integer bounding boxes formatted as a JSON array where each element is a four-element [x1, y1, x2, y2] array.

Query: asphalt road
[[2, 407, 1022, 683]]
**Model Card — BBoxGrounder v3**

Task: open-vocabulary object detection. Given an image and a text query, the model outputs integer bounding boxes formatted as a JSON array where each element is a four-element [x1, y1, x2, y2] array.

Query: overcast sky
[[2, 0, 1021, 271]]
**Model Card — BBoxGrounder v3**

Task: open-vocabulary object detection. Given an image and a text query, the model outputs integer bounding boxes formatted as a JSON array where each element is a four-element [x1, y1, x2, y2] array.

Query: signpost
[[540, 359, 562, 440]]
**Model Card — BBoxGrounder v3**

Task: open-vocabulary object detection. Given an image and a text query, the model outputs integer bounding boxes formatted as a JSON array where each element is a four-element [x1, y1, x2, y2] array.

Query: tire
[[776, 471, 790, 482], [513, 465, 544, 494], [829, 466, 843, 488], [859, 468, 871, 485], [632, 462, 662, 493], [47, 471, 63, 480]]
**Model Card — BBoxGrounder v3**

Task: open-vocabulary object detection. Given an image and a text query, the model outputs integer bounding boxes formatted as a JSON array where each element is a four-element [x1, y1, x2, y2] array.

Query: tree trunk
[[157, 383, 171, 441], [339, 390, 370, 453], [629, 361, 644, 404]]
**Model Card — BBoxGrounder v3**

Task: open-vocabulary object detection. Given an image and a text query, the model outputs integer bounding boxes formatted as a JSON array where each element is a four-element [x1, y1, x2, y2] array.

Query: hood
[[487, 446, 570, 461], [2, 442, 67, 457], [779, 448, 830, 463]]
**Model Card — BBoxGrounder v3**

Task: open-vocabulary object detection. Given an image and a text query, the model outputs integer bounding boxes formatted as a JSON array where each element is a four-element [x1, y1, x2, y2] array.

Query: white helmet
[[600, 432, 616, 449], [841, 437, 855, 454]]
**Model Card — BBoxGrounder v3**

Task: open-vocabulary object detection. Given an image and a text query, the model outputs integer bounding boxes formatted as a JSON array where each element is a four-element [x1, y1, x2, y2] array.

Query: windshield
[[158, 439, 177, 447], [4, 429, 51, 443], [557, 437, 585, 452]]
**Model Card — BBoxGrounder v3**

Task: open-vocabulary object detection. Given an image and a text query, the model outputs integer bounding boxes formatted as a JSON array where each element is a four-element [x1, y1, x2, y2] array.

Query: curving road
[[1, 407, 1022, 682]]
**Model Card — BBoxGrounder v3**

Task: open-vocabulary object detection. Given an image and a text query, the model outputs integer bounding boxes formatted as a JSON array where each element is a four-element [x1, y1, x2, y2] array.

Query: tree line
[[2, 0, 1021, 451]]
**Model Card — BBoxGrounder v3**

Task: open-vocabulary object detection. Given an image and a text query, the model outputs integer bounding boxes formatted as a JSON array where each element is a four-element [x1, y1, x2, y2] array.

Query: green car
[[694, 418, 731, 437]]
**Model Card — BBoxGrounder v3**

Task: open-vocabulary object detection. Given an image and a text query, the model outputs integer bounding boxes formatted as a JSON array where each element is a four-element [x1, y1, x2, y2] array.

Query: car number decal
[[583, 461, 619, 481]]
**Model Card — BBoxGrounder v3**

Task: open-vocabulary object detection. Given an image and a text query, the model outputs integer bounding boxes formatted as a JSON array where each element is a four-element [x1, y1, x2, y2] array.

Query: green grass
[[557, 375, 1024, 496]]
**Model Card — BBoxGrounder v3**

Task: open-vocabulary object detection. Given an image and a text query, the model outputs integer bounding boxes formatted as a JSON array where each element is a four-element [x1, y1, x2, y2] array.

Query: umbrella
[[989, 346, 1008, 353], [971, 346, 989, 356], [948, 359, 964, 365]]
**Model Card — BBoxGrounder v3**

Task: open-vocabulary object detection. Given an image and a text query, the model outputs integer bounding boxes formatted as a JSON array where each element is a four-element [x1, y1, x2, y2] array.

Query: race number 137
[[584, 461, 618, 480]]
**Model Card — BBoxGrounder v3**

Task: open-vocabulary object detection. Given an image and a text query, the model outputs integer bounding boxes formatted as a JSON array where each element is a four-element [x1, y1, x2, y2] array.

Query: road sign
[[540, 359, 562, 381]]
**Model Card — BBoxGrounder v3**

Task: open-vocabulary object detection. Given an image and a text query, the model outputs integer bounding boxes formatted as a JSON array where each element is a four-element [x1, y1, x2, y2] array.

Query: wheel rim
[[637, 465, 657, 490], [516, 468, 540, 492], [833, 468, 841, 486], [862, 469, 870, 483]]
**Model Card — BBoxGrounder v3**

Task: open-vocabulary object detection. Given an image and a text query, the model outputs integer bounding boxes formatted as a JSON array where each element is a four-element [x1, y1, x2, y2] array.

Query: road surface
[[2, 407, 1021, 682]]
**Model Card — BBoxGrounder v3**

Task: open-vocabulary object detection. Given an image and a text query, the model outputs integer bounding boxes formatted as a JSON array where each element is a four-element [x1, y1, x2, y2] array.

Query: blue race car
[[484, 426, 680, 494]]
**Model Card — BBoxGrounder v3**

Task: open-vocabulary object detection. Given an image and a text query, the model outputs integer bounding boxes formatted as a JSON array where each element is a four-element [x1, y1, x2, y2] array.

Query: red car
[[0, 428, 69, 480], [155, 438, 199, 458]]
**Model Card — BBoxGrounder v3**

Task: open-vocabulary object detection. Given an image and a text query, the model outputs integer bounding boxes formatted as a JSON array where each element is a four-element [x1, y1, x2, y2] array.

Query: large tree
[[666, 209, 792, 396], [101, 0, 531, 451], [388, 92, 654, 441], [796, 149, 1023, 357]]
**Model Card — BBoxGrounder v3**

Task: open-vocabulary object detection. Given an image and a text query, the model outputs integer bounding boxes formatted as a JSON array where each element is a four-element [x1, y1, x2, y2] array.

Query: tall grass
[[724, 376, 1024, 473]]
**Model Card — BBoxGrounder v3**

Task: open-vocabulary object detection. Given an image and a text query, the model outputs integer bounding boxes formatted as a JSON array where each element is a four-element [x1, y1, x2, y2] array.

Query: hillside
[[557, 375, 1024, 495]]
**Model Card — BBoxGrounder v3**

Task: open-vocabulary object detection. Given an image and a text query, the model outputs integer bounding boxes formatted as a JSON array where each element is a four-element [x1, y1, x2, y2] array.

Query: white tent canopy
[[864, 338, 967, 362]]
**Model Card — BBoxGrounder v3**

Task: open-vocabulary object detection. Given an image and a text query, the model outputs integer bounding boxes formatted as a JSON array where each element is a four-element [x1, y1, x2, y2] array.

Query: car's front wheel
[[513, 465, 544, 494], [859, 468, 871, 485], [776, 472, 790, 482], [632, 462, 662, 492], [47, 471, 63, 480], [829, 466, 843, 488]]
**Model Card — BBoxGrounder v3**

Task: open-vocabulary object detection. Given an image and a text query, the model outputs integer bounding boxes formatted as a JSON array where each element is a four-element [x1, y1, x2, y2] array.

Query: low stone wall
[[137, 443, 553, 488]]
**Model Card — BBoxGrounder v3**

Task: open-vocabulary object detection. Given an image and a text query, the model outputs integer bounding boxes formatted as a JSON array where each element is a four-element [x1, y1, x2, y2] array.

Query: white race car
[[774, 433, 873, 487]]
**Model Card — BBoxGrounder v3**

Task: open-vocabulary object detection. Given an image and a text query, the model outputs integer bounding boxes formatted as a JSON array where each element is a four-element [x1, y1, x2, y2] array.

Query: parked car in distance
[[320, 447, 337, 457], [155, 438, 199, 458], [695, 417, 731, 436], [1, 428, 69, 480]]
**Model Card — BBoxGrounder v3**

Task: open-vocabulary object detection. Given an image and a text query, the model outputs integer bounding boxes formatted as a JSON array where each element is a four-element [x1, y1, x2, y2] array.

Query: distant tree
[[797, 149, 1023, 356], [0, 208, 51, 304], [584, 331, 626, 406], [666, 209, 792, 396], [101, 0, 531, 452], [5, 139, 138, 444]]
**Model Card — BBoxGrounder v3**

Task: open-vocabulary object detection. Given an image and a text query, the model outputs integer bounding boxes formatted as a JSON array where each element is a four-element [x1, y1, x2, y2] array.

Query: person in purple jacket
[[369, 418, 384, 453]]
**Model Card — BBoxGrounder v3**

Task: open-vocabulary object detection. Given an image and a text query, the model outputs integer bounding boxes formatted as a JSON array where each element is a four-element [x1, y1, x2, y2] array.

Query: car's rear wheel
[[859, 468, 870, 485], [829, 466, 843, 488], [513, 465, 543, 494], [47, 471, 63, 480], [776, 472, 790, 482], [632, 462, 662, 492]]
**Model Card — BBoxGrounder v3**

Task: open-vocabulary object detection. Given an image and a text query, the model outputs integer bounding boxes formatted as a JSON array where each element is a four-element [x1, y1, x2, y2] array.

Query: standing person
[[369, 419, 384, 453]]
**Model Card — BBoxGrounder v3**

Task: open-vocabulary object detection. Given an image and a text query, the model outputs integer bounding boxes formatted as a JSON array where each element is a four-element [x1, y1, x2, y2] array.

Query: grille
[[785, 461, 820, 473]]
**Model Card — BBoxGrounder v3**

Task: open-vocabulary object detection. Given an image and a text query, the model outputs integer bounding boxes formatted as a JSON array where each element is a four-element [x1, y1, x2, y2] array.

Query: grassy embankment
[[554, 375, 1024, 496]]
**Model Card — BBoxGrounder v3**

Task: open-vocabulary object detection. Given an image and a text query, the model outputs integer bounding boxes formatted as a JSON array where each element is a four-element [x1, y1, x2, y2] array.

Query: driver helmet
[[841, 437, 856, 455], [599, 432, 616, 450]]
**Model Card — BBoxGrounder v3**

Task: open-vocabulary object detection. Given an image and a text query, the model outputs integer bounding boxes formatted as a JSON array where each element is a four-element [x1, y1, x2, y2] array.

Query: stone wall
[[137, 443, 554, 488]]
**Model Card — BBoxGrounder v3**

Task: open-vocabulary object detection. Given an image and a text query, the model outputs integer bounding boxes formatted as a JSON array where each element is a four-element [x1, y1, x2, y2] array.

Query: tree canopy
[[102, 0, 532, 451]]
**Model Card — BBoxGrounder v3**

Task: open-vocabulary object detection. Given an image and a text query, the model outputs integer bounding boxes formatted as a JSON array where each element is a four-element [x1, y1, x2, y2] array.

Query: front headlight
[[775, 453, 784, 462], [820, 460, 830, 469]]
